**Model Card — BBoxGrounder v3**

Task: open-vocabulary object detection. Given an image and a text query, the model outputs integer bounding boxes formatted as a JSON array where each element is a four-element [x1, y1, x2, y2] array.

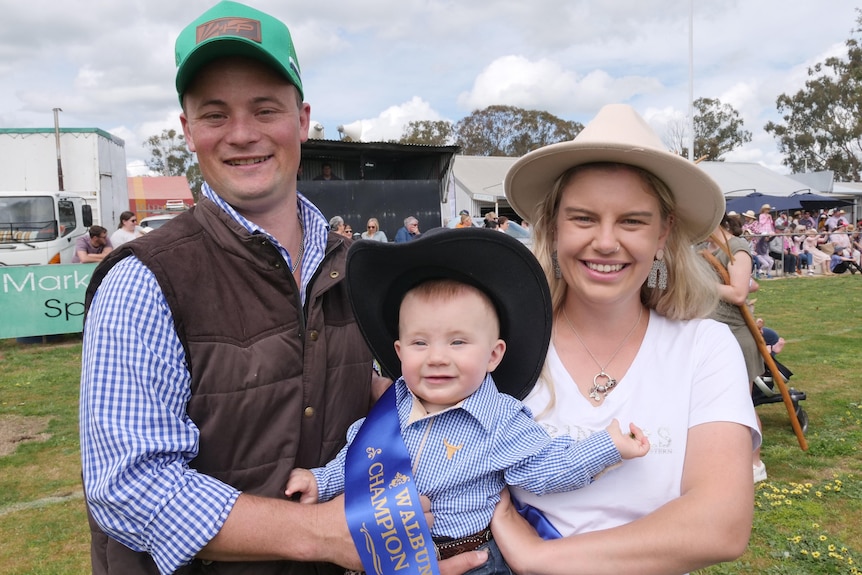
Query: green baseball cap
[[175, 1, 303, 101]]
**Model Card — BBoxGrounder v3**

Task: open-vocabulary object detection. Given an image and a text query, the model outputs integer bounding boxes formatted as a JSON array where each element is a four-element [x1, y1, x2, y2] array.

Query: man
[[79, 4, 483, 575], [72, 225, 113, 263], [328, 214, 346, 235], [313, 162, 341, 180], [797, 210, 816, 229], [394, 215, 421, 242]]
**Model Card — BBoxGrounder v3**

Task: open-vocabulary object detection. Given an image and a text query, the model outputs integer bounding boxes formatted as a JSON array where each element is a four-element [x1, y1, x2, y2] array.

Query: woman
[[493, 104, 760, 575], [758, 203, 775, 235], [456, 213, 474, 228], [109, 211, 142, 248], [706, 214, 767, 481], [361, 217, 388, 242], [801, 228, 832, 275], [793, 224, 813, 272]]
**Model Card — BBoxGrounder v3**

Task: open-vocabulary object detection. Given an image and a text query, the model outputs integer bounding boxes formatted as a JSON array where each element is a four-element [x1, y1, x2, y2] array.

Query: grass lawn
[[0, 275, 860, 574]]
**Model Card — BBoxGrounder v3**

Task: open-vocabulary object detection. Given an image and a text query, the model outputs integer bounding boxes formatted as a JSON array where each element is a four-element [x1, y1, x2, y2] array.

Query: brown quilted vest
[[83, 199, 372, 575]]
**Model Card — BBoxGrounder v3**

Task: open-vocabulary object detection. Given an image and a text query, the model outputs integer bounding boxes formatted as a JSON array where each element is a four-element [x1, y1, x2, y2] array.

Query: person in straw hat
[[492, 104, 761, 575], [741, 209, 759, 235], [758, 203, 775, 235]]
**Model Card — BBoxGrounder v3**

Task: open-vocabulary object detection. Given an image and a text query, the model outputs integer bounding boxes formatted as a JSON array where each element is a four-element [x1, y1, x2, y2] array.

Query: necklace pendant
[[589, 371, 617, 401]]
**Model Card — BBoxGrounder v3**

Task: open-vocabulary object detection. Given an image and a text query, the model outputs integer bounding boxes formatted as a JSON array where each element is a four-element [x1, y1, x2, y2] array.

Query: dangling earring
[[552, 250, 561, 279], [647, 248, 668, 290]]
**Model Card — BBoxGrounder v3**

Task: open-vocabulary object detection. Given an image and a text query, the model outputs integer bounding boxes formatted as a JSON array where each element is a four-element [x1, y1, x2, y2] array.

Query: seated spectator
[[361, 218, 388, 242], [830, 251, 862, 275], [771, 224, 799, 276], [801, 228, 833, 275], [793, 225, 813, 272], [742, 210, 759, 234], [456, 213, 474, 228], [849, 224, 862, 265], [829, 222, 853, 257], [395, 216, 420, 243], [342, 224, 354, 239], [797, 211, 816, 229]]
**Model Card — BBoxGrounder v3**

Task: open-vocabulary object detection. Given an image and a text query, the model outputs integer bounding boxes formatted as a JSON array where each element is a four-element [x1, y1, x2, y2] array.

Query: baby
[[286, 228, 649, 573]]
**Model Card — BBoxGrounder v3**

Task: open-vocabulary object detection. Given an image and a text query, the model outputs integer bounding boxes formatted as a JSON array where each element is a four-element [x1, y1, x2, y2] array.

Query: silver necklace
[[291, 218, 305, 273], [562, 306, 644, 402]]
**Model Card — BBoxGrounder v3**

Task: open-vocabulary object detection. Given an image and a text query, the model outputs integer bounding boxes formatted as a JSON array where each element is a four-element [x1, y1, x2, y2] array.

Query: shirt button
[[309, 330, 319, 341], [304, 407, 315, 418]]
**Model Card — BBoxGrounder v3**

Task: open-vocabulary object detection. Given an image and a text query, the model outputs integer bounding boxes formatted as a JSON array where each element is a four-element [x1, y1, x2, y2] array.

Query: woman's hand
[[489, 488, 545, 574]]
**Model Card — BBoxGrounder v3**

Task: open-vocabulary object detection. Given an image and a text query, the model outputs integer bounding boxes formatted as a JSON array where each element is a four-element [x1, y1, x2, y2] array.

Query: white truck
[[0, 128, 128, 266]]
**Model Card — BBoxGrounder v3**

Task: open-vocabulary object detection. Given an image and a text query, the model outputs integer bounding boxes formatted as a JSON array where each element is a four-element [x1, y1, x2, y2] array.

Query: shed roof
[[452, 155, 517, 200], [127, 176, 193, 201]]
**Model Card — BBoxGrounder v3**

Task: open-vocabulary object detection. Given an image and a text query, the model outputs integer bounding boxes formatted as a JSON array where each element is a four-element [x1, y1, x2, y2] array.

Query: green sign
[[0, 263, 96, 338]]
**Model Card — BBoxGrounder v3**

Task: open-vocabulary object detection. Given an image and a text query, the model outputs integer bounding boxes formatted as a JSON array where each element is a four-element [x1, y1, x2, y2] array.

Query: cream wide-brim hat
[[504, 104, 724, 243]]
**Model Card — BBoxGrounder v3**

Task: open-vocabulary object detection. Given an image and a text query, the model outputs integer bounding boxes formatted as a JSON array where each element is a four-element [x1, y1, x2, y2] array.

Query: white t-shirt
[[110, 228, 139, 248], [511, 311, 761, 537]]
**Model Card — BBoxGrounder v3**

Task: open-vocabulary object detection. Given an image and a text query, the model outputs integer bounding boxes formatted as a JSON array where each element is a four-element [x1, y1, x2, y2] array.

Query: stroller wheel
[[795, 407, 809, 435]]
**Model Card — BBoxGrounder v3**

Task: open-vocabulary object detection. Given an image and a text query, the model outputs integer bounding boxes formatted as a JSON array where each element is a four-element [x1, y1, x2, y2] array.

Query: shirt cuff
[[145, 473, 240, 574]]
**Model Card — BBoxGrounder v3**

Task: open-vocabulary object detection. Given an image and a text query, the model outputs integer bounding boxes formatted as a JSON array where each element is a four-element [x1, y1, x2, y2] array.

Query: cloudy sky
[[1, 0, 858, 177]]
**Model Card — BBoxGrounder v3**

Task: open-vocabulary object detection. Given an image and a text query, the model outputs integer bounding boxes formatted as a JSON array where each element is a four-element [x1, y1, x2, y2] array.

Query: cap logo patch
[[196, 17, 262, 44]]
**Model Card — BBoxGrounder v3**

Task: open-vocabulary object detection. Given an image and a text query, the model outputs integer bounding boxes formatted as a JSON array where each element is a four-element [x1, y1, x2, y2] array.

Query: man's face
[[90, 233, 107, 248], [180, 56, 310, 215], [408, 220, 419, 234]]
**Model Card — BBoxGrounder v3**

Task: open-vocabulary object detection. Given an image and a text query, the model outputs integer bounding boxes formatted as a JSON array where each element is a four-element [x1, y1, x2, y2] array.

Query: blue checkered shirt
[[80, 183, 329, 574], [312, 374, 621, 539]]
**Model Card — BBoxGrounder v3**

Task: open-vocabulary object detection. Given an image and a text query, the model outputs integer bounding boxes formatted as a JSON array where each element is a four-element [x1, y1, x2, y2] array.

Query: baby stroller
[[752, 356, 809, 435]]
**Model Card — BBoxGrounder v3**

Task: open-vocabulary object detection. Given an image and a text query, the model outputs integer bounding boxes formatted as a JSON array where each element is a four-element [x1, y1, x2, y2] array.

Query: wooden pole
[[701, 249, 808, 451]]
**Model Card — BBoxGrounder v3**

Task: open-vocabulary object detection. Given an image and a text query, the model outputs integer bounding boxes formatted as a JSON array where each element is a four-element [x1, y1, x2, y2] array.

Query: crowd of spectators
[[727, 205, 860, 278]]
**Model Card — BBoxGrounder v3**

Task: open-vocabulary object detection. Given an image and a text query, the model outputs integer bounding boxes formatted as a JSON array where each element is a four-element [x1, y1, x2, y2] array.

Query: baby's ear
[[487, 339, 506, 372]]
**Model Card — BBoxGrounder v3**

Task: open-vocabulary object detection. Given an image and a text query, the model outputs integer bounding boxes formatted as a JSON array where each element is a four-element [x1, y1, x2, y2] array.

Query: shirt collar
[[397, 373, 502, 432]]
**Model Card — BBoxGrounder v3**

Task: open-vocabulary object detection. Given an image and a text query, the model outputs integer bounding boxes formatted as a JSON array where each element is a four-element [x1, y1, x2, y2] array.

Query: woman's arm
[[491, 421, 754, 575], [717, 251, 752, 306]]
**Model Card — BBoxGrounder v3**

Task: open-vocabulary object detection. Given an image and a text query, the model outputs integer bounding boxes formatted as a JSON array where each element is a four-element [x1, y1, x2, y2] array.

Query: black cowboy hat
[[346, 227, 552, 400]]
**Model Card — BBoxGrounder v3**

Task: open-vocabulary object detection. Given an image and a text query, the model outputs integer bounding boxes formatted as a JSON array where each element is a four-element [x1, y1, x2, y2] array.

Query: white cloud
[[345, 97, 446, 143], [0, 0, 858, 182], [457, 55, 663, 119]]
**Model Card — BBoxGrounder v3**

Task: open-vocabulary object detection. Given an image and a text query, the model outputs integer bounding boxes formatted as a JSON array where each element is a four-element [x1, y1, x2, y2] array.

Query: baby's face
[[395, 288, 505, 414]]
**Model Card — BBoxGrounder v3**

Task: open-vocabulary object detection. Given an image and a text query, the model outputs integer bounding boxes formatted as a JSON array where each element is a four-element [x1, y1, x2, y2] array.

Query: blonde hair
[[529, 163, 719, 415], [402, 279, 500, 338]]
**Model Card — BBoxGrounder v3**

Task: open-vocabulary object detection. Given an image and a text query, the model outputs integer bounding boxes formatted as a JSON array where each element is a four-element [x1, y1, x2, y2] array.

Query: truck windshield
[[0, 196, 59, 243]]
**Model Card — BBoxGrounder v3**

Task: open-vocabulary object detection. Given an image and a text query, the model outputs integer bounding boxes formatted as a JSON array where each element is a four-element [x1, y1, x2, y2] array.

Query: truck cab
[[0, 192, 92, 265]]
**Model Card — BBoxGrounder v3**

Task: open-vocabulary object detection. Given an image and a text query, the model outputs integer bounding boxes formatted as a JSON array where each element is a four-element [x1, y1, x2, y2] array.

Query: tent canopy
[[724, 192, 850, 214]]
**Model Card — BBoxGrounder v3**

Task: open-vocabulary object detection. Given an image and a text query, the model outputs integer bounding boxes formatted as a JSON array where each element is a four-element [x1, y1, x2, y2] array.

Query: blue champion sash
[[512, 496, 562, 540], [345, 384, 440, 575]]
